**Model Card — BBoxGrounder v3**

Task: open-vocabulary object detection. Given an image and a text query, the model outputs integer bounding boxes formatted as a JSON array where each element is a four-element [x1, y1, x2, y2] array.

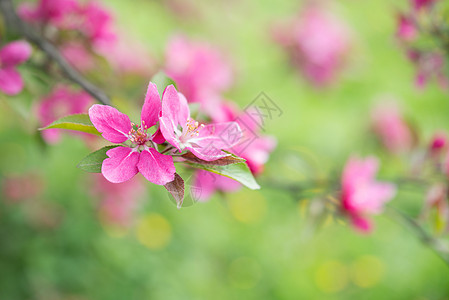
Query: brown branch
[[0, 0, 111, 105]]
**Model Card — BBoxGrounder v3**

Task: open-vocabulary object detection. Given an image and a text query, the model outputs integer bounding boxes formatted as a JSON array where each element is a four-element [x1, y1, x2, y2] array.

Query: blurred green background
[[1, 0, 449, 299]]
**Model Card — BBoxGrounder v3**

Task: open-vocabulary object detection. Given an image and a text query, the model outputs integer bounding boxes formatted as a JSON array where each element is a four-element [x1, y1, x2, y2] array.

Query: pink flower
[[61, 42, 95, 72], [273, 4, 351, 86], [164, 35, 233, 117], [91, 174, 144, 227], [371, 101, 413, 154], [193, 103, 276, 201], [38, 85, 93, 143], [396, 14, 417, 42], [429, 131, 447, 156], [79, 1, 116, 48], [408, 51, 449, 89], [193, 170, 241, 202], [18, 0, 78, 27], [214, 103, 277, 175], [341, 157, 396, 233], [0, 40, 32, 95], [412, 0, 437, 10], [159, 86, 242, 161], [89, 82, 175, 184]]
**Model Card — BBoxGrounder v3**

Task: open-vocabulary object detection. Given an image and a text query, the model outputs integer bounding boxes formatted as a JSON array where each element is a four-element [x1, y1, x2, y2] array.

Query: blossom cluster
[[272, 3, 352, 87], [396, 0, 449, 89]]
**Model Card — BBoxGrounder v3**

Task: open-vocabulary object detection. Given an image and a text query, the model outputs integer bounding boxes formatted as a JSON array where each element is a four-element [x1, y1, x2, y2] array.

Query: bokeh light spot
[[314, 260, 348, 293], [350, 255, 385, 288], [136, 213, 172, 250], [228, 257, 262, 289], [228, 190, 266, 223]]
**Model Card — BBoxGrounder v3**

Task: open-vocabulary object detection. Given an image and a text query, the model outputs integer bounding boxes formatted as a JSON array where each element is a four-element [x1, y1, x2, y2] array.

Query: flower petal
[[102, 147, 139, 183], [161, 85, 189, 127], [89, 104, 132, 143], [159, 116, 181, 151], [187, 122, 242, 161], [140, 82, 161, 128], [0, 68, 24, 95], [137, 148, 175, 185], [0, 41, 32, 67]]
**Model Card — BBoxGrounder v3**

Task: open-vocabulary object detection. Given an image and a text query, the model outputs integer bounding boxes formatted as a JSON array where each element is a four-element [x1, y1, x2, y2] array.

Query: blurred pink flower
[[0, 40, 32, 95], [61, 42, 95, 72], [408, 50, 449, 90], [159, 87, 242, 161], [272, 4, 351, 86], [89, 82, 175, 184], [2, 172, 44, 203], [98, 35, 155, 76], [79, 1, 116, 48], [429, 132, 447, 157], [38, 85, 93, 143], [421, 183, 449, 233], [193, 103, 276, 201], [18, 0, 78, 27], [412, 0, 437, 10], [371, 102, 413, 154], [396, 14, 417, 42], [91, 174, 144, 227], [341, 156, 396, 233], [164, 35, 233, 117], [192, 170, 241, 202]]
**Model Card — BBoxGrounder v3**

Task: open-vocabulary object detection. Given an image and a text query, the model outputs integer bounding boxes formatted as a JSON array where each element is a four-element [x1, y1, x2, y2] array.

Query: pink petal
[[159, 116, 181, 151], [0, 68, 24, 95], [351, 215, 373, 234], [161, 85, 189, 127], [102, 147, 139, 183], [0, 41, 32, 67], [152, 128, 166, 144], [188, 122, 242, 161], [88, 104, 132, 143], [140, 82, 161, 128], [137, 148, 175, 185]]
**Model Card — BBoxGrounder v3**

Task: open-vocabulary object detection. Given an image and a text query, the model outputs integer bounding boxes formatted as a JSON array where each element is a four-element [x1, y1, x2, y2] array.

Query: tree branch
[[0, 0, 111, 105]]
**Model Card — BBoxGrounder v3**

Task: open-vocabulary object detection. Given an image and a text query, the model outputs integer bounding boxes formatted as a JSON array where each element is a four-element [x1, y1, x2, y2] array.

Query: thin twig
[[386, 206, 449, 267], [0, 0, 111, 105]]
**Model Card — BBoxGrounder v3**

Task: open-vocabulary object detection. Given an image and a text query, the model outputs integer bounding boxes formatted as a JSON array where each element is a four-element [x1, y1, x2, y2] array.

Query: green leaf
[[77, 146, 118, 173], [183, 159, 260, 190], [39, 113, 100, 136], [151, 71, 177, 95]]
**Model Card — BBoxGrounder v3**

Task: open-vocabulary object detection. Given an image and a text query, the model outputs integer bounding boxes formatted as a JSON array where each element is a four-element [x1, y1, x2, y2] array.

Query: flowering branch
[[0, 0, 111, 105]]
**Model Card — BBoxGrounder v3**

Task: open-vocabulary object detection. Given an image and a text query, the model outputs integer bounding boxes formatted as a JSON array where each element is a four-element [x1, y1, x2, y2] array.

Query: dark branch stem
[[0, 0, 111, 105]]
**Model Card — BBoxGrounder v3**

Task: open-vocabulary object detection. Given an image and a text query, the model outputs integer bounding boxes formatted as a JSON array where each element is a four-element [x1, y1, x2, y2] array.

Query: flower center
[[179, 118, 204, 143], [128, 122, 149, 146]]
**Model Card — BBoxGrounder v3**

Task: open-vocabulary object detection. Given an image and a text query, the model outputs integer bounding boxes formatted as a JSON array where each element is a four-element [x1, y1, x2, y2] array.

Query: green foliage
[[39, 113, 100, 136], [77, 146, 118, 173]]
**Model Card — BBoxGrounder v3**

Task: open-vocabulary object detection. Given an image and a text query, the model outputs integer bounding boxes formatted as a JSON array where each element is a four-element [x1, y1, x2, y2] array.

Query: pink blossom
[[193, 103, 276, 201], [371, 102, 413, 154], [159, 86, 242, 161], [408, 50, 449, 89], [89, 82, 176, 184], [193, 170, 241, 202], [61, 42, 95, 72], [412, 0, 437, 10], [2, 173, 44, 203], [341, 157, 396, 233], [79, 1, 116, 48], [38, 85, 93, 143], [164, 35, 233, 117], [91, 174, 144, 227], [0, 40, 32, 95], [396, 14, 417, 42], [273, 4, 351, 86], [429, 131, 447, 157], [18, 0, 78, 27], [214, 103, 277, 175]]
